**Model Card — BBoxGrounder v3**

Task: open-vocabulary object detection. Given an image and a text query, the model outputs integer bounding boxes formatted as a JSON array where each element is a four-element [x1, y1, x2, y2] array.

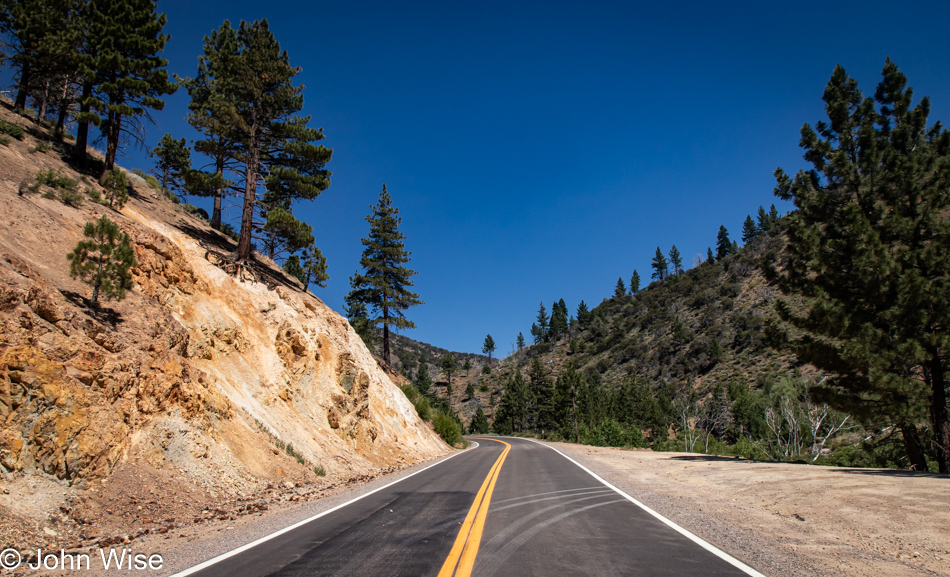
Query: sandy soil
[[546, 442, 950, 577]]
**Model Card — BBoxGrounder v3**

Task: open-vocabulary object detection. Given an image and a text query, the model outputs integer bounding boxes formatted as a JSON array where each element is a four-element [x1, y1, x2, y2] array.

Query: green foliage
[[433, 411, 463, 446], [29, 141, 51, 153], [84, 187, 101, 203], [58, 186, 84, 207], [441, 353, 458, 385], [347, 185, 422, 364], [67, 216, 137, 306], [614, 277, 626, 297], [100, 169, 130, 210], [469, 406, 490, 434], [0, 120, 25, 140], [313, 465, 326, 476], [770, 59, 950, 473], [668, 245, 683, 275], [742, 215, 759, 243], [415, 364, 432, 397], [182, 204, 209, 220], [465, 382, 475, 398], [516, 332, 525, 350], [150, 133, 191, 193], [715, 225, 732, 260], [650, 247, 668, 280], [629, 270, 641, 294], [482, 365, 492, 375], [81, 0, 178, 173], [0, 136, 10, 146], [482, 334, 496, 360], [531, 302, 549, 344]]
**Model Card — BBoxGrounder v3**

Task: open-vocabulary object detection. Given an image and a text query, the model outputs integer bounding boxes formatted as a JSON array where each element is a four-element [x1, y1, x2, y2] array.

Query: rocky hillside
[[0, 103, 447, 551]]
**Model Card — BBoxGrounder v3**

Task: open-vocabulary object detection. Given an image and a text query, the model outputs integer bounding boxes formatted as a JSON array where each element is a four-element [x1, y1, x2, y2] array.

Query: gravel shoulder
[[542, 442, 949, 577]]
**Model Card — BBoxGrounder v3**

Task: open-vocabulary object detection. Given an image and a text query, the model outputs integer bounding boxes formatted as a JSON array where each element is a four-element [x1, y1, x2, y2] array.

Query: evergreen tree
[[150, 133, 191, 195], [516, 332, 525, 351], [768, 204, 779, 226], [211, 19, 332, 262], [715, 225, 732, 260], [67, 215, 137, 306], [469, 406, 489, 434], [482, 334, 496, 362], [81, 0, 178, 176], [650, 247, 668, 281], [177, 21, 240, 230], [530, 357, 556, 434], [770, 59, 950, 472], [259, 204, 314, 260], [614, 277, 626, 297], [440, 353, 457, 390], [629, 270, 640, 294], [549, 298, 569, 340], [755, 205, 772, 233], [347, 185, 423, 365], [741, 215, 758, 243], [297, 245, 329, 291], [575, 300, 590, 327], [706, 247, 715, 264], [532, 302, 549, 344], [100, 168, 130, 210], [668, 245, 683, 275], [415, 363, 432, 397], [463, 358, 472, 376]]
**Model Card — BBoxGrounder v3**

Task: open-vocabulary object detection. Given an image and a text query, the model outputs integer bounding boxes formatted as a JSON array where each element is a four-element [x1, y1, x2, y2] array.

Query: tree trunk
[[73, 82, 92, 163], [237, 111, 258, 262], [928, 356, 950, 474], [55, 99, 69, 138], [210, 157, 223, 230], [14, 63, 31, 112], [36, 78, 50, 123], [382, 296, 390, 366], [900, 425, 928, 471], [102, 111, 121, 178]]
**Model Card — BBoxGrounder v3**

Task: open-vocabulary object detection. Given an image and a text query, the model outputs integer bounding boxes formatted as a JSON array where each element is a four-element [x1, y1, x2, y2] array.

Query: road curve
[[172, 437, 763, 577]]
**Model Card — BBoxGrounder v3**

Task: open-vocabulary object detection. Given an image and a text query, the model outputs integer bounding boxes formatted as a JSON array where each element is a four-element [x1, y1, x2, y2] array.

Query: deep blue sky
[[39, 1, 950, 354]]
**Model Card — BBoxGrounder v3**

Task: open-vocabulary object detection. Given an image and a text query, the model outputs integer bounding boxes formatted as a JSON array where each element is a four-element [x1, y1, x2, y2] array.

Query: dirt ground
[[547, 442, 949, 577]]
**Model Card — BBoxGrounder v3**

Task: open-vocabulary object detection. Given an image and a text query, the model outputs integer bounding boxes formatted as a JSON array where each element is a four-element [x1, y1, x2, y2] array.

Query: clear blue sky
[[44, 1, 950, 355]]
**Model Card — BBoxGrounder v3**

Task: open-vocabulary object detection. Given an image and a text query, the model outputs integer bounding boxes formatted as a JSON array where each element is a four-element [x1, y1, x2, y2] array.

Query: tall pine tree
[[629, 270, 640, 294], [650, 247, 668, 281], [347, 184, 423, 365], [715, 225, 732, 260], [668, 245, 683, 275], [770, 60, 950, 472]]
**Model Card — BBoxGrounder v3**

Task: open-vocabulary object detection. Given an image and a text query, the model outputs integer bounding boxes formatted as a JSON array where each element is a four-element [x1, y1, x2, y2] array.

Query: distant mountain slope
[[476, 227, 804, 425]]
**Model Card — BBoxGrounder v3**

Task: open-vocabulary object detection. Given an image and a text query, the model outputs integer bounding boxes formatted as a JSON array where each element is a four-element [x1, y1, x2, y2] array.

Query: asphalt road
[[173, 437, 763, 577]]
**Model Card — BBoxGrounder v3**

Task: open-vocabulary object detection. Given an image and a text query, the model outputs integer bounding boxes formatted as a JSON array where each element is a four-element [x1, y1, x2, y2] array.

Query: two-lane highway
[[173, 438, 763, 577]]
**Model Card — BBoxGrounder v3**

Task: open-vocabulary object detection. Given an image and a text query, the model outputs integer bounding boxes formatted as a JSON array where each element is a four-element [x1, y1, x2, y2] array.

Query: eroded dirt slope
[[0, 105, 447, 555]]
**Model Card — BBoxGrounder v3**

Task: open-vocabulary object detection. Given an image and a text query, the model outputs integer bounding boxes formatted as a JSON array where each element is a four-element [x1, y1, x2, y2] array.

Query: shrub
[[0, 119, 25, 140], [101, 169, 130, 209], [313, 465, 326, 476], [85, 187, 102, 203], [59, 187, 84, 207], [0, 136, 10, 146], [482, 365, 492, 374], [433, 411, 463, 446], [29, 142, 52, 153]]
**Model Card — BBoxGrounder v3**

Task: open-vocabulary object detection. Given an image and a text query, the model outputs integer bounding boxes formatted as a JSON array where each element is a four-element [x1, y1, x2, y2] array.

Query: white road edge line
[[168, 447, 472, 577], [524, 439, 767, 577]]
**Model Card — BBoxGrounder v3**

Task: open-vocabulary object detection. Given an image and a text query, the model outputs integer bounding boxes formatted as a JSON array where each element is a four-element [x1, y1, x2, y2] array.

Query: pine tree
[[469, 406, 489, 434], [532, 302, 549, 344], [210, 19, 332, 262], [80, 0, 178, 176], [706, 247, 715, 264], [629, 270, 640, 294], [576, 300, 590, 327], [415, 363, 432, 397], [150, 133, 191, 195], [742, 215, 758, 243], [770, 59, 950, 472], [614, 277, 626, 297], [668, 245, 683, 275], [715, 225, 731, 260], [297, 245, 328, 291], [100, 168, 130, 210], [67, 215, 137, 306], [482, 334, 496, 362], [440, 353, 457, 390], [549, 299, 569, 340], [260, 204, 314, 260], [516, 332, 525, 351], [755, 205, 772, 233], [177, 21, 240, 230], [347, 185, 423, 365], [650, 247, 668, 281], [463, 358, 472, 376]]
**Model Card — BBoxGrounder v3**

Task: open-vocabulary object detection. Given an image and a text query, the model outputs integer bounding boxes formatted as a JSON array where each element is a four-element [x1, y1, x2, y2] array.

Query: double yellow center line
[[437, 438, 511, 577]]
